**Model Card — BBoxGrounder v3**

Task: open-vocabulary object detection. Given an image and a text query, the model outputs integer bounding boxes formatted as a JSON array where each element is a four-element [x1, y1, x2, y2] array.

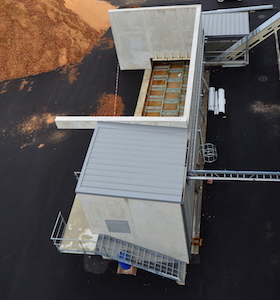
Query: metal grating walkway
[[213, 11, 280, 62], [143, 61, 189, 117], [95, 234, 187, 283], [187, 169, 280, 182], [50, 215, 187, 283]]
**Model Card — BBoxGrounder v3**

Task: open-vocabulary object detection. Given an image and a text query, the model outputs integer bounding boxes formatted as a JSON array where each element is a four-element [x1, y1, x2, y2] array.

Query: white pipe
[[202, 5, 273, 14], [218, 88, 226, 114], [274, 31, 280, 80], [214, 91, 219, 115], [208, 87, 215, 111]]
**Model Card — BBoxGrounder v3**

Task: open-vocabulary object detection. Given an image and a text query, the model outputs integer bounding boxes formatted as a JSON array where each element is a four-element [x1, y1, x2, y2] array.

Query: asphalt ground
[[0, 0, 280, 299]]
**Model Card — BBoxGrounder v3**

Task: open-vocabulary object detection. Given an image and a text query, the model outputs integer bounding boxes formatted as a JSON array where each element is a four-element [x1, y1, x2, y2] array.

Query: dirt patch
[[27, 82, 34, 92], [17, 113, 56, 134], [122, 0, 146, 6], [19, 79, 34, 92], [0, 0, 117, 82], [0, 80, 10, 94], [95, 36, 114, 50], [59, 63, 81, 84], [94, 93, 125, 116], [251, 101, 280, 118], [12, 113, 68, 148], [19, 79, 29, 92], [67, 67, 80, 84]]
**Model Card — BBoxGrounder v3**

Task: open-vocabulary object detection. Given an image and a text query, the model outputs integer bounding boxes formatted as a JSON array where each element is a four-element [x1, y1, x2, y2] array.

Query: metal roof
[[76, 122, 188, 203], [202, 12, 250, 37]]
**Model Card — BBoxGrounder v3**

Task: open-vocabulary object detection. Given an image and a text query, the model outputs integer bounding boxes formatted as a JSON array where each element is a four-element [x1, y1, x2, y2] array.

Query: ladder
[[213, 11, 280, 62], [187, 169, 280, 182]]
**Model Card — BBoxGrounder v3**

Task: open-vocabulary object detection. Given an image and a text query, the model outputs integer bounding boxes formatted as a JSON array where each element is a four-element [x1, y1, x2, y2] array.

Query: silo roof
[[76, 122, 188, 203]]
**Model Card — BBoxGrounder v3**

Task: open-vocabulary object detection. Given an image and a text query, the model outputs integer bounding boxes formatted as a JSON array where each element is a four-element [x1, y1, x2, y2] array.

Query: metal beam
[[202, 5, 274, 15], [275, 30, 280, 80], [187, 170, 280, 182]]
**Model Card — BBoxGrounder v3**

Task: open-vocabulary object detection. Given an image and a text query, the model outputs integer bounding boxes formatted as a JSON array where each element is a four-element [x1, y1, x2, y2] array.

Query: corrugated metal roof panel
[[202, 12, 249, 37], [76, 122, 188, 203]]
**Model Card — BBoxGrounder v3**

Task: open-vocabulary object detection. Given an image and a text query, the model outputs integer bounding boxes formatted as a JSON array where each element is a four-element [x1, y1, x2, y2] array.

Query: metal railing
[[204, 49, 248, 66], [50, 212, 97, 254], [50, 213, 187, 283], [50, 212, 66, 252], [187, 169, 280, 182], [95, 235, 187, 283], [186, 32, 205, 172], [211, 11, 280, 64], [74, 172, 80, 180]]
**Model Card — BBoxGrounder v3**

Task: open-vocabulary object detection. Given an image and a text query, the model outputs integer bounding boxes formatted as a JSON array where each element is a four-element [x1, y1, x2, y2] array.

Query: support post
[[201, 76, 209, 90], [274, 31, 280, 80]]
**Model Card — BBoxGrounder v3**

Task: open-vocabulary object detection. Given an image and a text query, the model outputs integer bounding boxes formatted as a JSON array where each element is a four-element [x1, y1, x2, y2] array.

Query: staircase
[[50, 213, 187, 283], [95, 234, 187, 283]]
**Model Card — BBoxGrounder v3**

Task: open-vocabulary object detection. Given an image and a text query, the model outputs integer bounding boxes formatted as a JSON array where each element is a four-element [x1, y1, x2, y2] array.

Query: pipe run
[[208, 87, 226, 115]]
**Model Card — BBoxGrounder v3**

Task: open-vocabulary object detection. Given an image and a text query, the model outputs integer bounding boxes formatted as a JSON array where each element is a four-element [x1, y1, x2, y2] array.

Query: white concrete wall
[[54, 6, 202, 129], [55, 116, 188, 129], [109, 5, 201, 70], [182, 179, 196, 250], [77, 193, 189, 263], [183, 6, 202, 122]]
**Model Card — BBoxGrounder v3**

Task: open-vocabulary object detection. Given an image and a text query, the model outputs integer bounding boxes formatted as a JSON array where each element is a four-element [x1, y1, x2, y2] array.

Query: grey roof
[[76, 122, 188, 203], [202, 12, 250, 37]]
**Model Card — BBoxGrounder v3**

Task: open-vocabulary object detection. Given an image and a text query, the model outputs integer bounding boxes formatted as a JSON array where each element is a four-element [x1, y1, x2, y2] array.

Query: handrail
[[50, 212, 98, 254]]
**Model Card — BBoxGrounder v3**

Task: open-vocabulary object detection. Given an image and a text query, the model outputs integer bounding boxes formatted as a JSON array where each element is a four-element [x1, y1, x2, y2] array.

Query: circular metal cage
[[200, 143, 218, 163]]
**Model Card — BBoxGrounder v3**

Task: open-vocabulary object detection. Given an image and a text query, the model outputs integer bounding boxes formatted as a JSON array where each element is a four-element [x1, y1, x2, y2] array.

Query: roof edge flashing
[[109, 4, 201, 13]]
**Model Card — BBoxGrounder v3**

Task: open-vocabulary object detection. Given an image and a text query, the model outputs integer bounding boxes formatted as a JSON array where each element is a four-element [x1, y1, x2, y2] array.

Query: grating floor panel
[[143, 61, 189, 117]]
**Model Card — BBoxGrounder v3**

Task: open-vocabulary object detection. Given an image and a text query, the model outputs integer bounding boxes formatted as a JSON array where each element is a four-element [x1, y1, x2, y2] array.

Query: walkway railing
[[188, 169, 280, 182], [50, 212, 187, 283]]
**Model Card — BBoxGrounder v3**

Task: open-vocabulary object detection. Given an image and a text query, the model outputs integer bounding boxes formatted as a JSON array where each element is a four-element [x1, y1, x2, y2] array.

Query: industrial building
[[56, 122, 199, 284], [51, 4, 280, 284]]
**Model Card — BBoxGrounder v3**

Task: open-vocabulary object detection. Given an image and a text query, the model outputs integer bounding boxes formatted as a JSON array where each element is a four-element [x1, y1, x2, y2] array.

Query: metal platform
[[95, 234, 187, 283], [212, 11, 280, 63], [50, 212, 187, 283]]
